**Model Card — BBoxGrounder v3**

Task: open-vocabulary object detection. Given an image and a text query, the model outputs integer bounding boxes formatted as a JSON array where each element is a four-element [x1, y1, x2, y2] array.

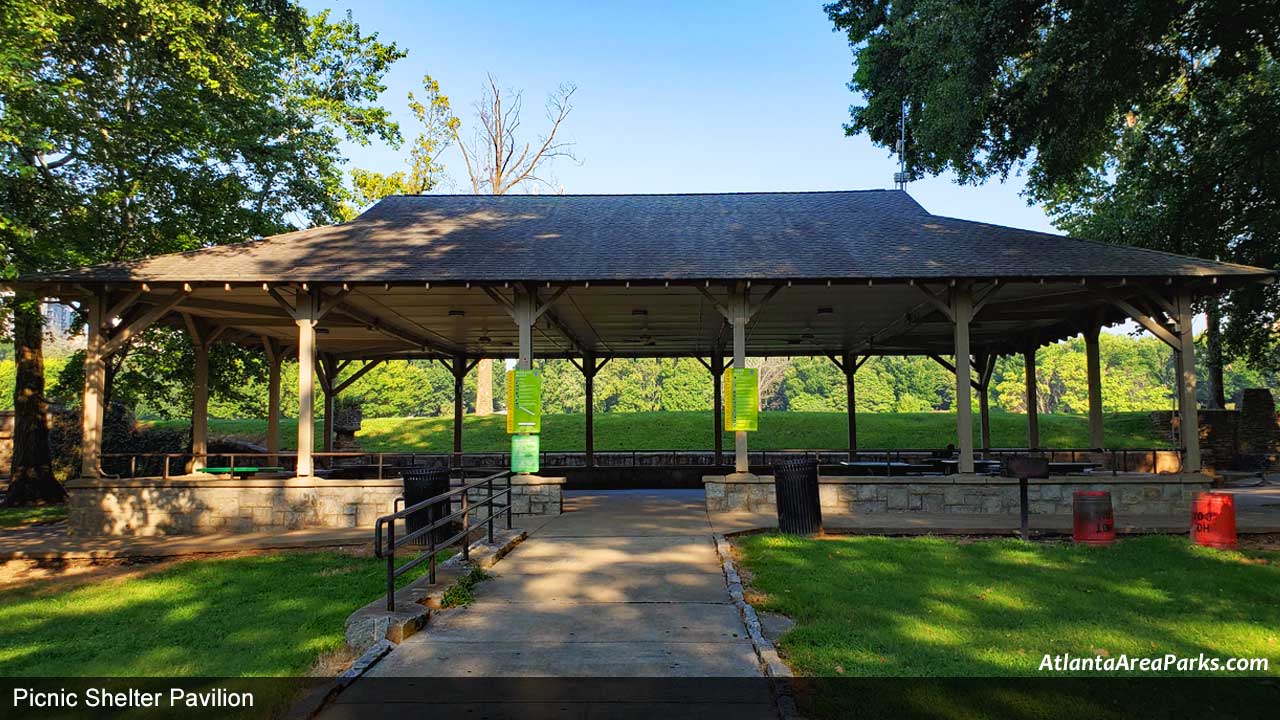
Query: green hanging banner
[[506, 369, 542, 434], [511, 433, 540, 473], [722, 367, 759, 432]]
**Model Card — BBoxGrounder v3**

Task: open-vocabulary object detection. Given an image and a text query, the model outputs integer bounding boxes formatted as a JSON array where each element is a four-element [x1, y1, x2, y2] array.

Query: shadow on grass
[[735, 534, 1279, 717]]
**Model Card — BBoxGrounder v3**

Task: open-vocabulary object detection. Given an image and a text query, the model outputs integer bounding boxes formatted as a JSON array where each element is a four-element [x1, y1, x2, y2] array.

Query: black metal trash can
[[403, 466, 451, 546], [773, 457, 823, 536]]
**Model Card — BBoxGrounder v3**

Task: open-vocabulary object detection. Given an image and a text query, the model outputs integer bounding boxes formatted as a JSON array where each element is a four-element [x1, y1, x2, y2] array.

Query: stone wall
[[704, 474, 1211, 516], [67, 474, 564, 536]]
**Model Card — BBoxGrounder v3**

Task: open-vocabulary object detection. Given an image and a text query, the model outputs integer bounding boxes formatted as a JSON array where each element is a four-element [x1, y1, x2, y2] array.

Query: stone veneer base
[[66, 474, 564, 537], [703, 473, 1211, 516]]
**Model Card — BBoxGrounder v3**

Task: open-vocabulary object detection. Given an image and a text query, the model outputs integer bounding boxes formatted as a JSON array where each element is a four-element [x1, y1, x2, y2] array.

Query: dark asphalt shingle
[[21, 190, 1272, 283]]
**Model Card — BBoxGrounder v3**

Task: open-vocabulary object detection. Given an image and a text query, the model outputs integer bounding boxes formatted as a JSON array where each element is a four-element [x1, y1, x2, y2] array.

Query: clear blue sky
[[305, 0, 1057, 233]]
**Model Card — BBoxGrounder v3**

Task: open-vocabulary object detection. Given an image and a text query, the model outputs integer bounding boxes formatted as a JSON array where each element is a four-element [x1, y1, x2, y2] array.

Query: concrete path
[[0, 523, 369, 560], [363, 489, 764, 679]]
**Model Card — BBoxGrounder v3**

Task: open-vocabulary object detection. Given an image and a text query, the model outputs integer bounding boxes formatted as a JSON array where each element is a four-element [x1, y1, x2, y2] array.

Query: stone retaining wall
[[703, 474, 1212, 516], [66, 474, 563, 536]]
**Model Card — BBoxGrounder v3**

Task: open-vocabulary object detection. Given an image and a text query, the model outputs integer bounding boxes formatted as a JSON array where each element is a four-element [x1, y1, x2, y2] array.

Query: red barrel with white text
[[1072, 491, 1115, 546], [1190, 492, 1237, 549]]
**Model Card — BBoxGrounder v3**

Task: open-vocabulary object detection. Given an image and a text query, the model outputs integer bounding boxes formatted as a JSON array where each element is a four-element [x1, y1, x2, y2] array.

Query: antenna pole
[[894, 100, 909, 189]]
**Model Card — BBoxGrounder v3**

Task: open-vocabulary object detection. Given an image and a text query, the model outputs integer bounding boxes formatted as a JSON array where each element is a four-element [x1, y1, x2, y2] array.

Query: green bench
[[196, 466, 285, 479]]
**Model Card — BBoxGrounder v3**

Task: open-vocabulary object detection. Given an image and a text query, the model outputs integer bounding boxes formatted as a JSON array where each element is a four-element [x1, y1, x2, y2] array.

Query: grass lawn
[[734, 534, 1279, 679], [0, 551, 431, 677], [144, 410, 1167, 453], [0, 505, 68, 528]]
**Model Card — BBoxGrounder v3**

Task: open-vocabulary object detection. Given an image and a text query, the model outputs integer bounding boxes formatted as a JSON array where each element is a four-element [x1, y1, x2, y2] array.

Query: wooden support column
[[975, 353, 992, 451], [191, 334, 209, 472], [846, 356, 857, 459], [80, 291, 107, 478], [1084, 324, 1104, 448], [262, 338, 282, 463], [574, 354, 610, 467], [295, 290, 317, 477], [450, 355, 467, 468], [951, 285, 975, 473], [318, 354, 337, 466], [1023, 347, 1040, 450], [585, 356, 595, 466], [731, 285, 749, 474], [1176, 289, 1202, 472], [710, 349, 725, 466]]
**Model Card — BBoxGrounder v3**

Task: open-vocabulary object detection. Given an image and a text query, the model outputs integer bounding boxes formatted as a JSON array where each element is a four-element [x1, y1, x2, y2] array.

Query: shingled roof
[[22, 190, 1272, 285]]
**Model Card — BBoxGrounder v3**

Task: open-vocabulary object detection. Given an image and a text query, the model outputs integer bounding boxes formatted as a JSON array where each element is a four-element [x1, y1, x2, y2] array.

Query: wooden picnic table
[[937, 458, 1002, 475], [840, 460, 936, 476], [1047, 461, 1100, 475]]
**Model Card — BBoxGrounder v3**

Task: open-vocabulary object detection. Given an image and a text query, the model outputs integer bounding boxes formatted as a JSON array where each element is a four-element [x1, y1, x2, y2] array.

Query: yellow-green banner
[[722, 367, 759, 432], [505, 369, 542, 434]]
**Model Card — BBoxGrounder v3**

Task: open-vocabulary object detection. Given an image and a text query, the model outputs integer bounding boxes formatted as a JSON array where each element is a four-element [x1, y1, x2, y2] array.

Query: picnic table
[[840, 460, 935, 476], [938, 458, 1002, 475], [196, 466, 284, 479], [1047, 461, 1100, 475]]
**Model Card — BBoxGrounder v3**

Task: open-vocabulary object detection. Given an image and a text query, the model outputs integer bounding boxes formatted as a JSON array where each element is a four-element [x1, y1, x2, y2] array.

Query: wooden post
[[1023, 347, 1040, 450], [263, 338, 282, 463], [583, 353, 596, 466], [295, 290, 316, 477], [711, 349, 724, 466], [952, 285, 975, 473], [80, 291, 106, 478], [1177, 289, 1201, 472], [731, 285, 749, 474], [451, 355, 466, 468], [320, 354, 336, 462], [1084, 325, 1104, 448], [191, 335, 209, 472], [845, 354, 858, 459]]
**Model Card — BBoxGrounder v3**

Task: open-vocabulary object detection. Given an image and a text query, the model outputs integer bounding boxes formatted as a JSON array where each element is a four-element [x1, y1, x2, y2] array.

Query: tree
[[826, 0, 1280, 382], [345, 74, 459, 216], [1, 1, 402, 502], [451, 74, 578, 415]]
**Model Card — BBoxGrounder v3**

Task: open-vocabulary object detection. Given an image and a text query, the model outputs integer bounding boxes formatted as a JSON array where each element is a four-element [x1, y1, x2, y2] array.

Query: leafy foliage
[[826, 0, 1280, 368]]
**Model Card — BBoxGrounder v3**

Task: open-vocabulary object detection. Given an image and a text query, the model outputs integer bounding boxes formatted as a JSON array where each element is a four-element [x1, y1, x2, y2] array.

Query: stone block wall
[[67, 473, 565, 536], [66, 476, 403, 536], [704, 474, 1211, 516]]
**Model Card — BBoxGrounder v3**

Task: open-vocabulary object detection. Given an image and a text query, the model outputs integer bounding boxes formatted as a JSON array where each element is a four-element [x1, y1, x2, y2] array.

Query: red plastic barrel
[[1190, 492, 1237, 549], [1072, 491, 1115, 546]]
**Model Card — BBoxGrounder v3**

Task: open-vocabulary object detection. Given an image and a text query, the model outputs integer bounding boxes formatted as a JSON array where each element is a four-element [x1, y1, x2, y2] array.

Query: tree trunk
[[5, 294, 65, 505], [1205, 299, 1227, 408], [474, 358, 493, 416]]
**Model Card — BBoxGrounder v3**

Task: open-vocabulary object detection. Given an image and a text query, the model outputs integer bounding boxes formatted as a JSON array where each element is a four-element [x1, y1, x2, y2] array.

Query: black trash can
[[773, 457, 823, 536], [403, 466, 451, 546]]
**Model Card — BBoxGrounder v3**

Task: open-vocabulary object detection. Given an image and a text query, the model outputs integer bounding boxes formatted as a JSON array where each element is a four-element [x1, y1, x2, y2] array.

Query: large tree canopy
[[826, 0, 1280, 369], [0, 0, 403, 501]]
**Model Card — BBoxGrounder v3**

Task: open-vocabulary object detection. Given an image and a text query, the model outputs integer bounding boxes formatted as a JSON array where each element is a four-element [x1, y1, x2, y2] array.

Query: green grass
[[143, 410, 1168, 452], [0, 551, 435, 677], [734, 534, 1280, 679], [0, 505, 68, 528]]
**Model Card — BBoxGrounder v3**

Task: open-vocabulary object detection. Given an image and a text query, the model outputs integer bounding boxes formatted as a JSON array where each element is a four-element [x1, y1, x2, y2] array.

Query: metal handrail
[[372, 469, 513, 611]]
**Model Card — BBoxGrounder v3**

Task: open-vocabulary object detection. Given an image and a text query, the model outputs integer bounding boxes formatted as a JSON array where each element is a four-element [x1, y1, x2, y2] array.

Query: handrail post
[[377, 453, 384, 480], [385, 520, 396, 611], [129, 456, 137, 479], [505, 473, 513, 530], [487, 475, 495, 545], [428, 521, 437, 585], [461, 485, 470, 562]]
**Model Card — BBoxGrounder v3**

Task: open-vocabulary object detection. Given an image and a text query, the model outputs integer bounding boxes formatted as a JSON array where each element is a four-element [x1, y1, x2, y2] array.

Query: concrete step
[[425, 601, 750, 642]]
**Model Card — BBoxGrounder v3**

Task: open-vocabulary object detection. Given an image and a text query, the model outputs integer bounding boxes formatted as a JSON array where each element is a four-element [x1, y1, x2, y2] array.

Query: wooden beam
[[102, 291, 188, 356], [333, 359, 384, 394], [913, 283, 954, 322], [1108, 295, 1179, 349], [104, 288, 144, 326]]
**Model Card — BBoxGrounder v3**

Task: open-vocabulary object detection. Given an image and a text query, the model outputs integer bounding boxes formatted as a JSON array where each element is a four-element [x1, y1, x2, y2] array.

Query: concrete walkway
[[365, 490, 763, 678]]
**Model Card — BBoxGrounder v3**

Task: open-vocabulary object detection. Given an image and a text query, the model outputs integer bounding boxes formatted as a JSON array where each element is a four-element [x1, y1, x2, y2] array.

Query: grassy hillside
[[144, 410, 1169, 452]]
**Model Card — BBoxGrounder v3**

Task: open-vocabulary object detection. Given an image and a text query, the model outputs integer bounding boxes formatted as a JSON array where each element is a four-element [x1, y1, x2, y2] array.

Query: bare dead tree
[[451, 75, 578, 413], [452, 75, 577, 196]]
